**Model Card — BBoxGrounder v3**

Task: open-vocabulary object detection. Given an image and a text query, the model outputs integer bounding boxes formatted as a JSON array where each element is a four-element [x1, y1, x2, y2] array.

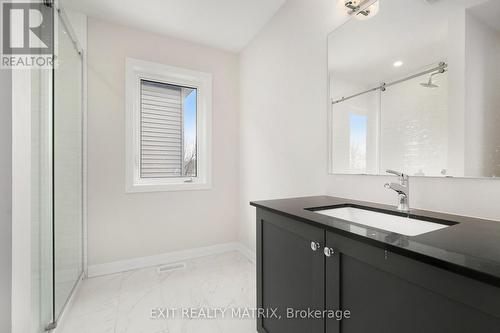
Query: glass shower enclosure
[[31, 6, 84, 331], [53, 8, 84, 321]]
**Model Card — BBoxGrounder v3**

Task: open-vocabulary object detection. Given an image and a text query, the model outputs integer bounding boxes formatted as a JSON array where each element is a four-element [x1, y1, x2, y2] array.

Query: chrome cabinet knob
[[311, 242, 320, 251], [324, 247, 335, 257]]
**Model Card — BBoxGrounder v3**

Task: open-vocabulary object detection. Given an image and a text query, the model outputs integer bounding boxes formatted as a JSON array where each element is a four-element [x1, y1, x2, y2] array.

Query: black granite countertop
[[250, 196, 500, 288]]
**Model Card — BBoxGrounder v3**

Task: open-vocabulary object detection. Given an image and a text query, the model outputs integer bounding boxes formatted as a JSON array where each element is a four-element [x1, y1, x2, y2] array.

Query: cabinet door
[[257, 209, 325, 333], [327, 231, 500, 333]]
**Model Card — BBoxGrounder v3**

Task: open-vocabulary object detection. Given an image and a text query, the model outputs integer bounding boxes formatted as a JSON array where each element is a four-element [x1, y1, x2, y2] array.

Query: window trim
[[125, 58, 212, 192]]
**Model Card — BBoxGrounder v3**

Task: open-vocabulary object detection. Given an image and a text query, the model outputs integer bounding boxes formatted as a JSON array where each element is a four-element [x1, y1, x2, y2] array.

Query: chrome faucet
[[384, 169, 410, 212]]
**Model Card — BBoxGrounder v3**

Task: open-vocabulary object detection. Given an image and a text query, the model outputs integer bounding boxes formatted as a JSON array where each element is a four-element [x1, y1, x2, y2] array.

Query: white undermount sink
[[314, 207, 450, 236]]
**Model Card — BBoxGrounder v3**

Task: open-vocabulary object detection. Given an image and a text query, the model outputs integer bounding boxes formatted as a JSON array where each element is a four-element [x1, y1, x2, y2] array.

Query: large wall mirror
[[328, 0, 500, 178]]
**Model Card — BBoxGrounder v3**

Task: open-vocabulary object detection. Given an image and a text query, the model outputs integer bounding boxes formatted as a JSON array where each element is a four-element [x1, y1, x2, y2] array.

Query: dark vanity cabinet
[[257, 208, 500, 333]]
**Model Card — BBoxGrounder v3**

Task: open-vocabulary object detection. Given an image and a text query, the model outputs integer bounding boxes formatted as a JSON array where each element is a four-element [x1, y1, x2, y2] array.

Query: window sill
[[126, 181, 212, 193]]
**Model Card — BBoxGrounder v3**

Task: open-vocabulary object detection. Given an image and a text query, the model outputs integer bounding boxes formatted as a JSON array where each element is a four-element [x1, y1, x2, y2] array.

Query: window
[[349, 114, 367, 173], [139, 81, 197, 178], [126, 58, 212, 192]]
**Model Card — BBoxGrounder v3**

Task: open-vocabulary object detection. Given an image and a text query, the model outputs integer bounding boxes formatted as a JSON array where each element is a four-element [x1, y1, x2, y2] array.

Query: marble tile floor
[[57, 251, 257, 333]]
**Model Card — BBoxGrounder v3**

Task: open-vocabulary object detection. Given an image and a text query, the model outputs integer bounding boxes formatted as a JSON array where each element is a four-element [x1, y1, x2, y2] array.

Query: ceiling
[[62, 0, 287, 52], [467, 0, 500, 33]]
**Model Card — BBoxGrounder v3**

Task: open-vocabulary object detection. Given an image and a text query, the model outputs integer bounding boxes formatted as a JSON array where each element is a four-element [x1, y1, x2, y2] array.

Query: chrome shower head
[[420, 77, 439, 88], [420, 68, 446, 88]]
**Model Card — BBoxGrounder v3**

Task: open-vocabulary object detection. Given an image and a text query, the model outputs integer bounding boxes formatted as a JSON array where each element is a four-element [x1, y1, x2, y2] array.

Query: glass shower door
[[53, 11, 84, 319], [30, 4, 54, 332], [31, 53, 54, 333]]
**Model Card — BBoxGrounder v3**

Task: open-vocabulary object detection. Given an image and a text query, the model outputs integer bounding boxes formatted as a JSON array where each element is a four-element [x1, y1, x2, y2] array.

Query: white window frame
[[125, 58, 212, 192]]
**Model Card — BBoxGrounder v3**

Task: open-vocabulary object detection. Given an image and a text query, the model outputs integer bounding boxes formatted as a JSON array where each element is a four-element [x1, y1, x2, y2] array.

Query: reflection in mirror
[[381, 67, 448, 176], [328, 0, 500, 178]]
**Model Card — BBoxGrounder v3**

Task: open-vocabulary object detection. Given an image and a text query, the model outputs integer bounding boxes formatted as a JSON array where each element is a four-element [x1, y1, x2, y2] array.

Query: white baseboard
[[236, 243, 256, 263], [87, 242, 256, 278]]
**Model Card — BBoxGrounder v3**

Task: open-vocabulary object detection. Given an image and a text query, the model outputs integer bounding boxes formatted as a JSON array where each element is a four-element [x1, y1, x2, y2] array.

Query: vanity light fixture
[[393, 60, 404, 67], [344, 0, 380, 20]]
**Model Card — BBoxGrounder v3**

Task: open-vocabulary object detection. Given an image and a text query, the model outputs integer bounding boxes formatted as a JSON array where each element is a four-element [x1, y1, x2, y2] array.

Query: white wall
[[0, 68, 12, 333], [87, 18, 240, 266], [239, 0, 500, 251], [465, 12, 500, 177], [238, 0, 346, 251], [446, 8, 467, 177]]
